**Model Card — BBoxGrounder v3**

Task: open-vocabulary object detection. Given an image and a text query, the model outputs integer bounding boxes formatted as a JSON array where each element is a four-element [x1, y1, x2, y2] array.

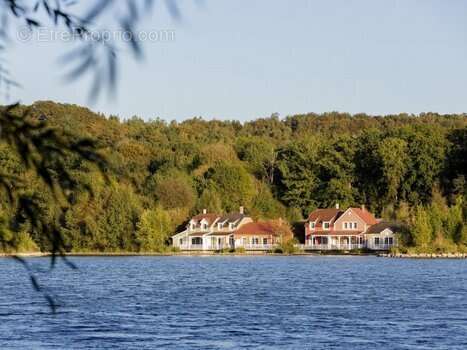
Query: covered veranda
[[306, 234, 364, 250]]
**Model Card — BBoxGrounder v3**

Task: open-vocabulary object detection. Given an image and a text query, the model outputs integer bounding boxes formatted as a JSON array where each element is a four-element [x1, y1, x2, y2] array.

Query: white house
[[171, 207, 253, 250], [171, 207, 292, 251], [364, 222, 401, 250]]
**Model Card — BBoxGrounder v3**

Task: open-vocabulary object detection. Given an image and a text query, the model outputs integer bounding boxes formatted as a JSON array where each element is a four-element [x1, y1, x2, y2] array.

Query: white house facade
[[171, 207, 292, 251]]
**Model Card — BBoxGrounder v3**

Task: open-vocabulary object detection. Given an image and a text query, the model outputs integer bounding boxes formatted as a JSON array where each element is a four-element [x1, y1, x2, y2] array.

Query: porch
[[305, 235, 364, 250], [366, 236, 396, 250], [178, 233, 233, 250]]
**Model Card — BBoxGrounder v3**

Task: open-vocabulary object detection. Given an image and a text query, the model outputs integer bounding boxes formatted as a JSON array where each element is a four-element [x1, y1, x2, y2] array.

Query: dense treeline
[[0, 101, 466, 253]]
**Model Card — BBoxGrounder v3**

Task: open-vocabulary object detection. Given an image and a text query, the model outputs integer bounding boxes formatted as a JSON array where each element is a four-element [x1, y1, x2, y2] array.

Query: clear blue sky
[[8, 0, 467, 121]]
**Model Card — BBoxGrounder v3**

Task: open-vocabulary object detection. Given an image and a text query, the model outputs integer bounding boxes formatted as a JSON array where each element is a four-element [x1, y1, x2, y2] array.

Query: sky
[[6, 0, 467, 121]]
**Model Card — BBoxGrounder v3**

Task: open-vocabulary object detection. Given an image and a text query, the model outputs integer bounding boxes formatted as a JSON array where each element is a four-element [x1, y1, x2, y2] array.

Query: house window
[[218, 223, 222, 230], [310, 222, 316, 229], [252, 238, 259, 245], [192, 237, 202, 245], [388, 237, 394, 245], [344, 222, 348, 229], [202, 223, 208, 230], [353, 222, 357, 229], [229, 223, 234, 230], [179, 238, 183, 245], [323, 222, 330, 229], [374, 237, 380, 245], [263, 238, 268, 245]]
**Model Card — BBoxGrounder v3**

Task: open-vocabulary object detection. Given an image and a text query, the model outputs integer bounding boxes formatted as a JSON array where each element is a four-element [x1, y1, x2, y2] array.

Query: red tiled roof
[[235, 221, 291, 237], [235, 222, 277, 235], [307, 208, 342, 222], [351, 208, 378, 225]]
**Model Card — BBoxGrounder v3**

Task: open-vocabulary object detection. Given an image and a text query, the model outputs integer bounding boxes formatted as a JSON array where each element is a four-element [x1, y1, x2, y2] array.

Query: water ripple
[[0, 256, 466, 349]]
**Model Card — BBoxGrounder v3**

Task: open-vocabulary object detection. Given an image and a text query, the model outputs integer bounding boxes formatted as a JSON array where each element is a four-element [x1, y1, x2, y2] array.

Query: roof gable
[[351, 208, 378, 225]]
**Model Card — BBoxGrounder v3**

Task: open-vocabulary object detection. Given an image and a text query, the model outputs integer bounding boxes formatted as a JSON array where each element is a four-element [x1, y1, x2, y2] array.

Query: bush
[[389, 246, 408, 255], [273, 247, 283, 254], [14, 232, 39, 253], [432, 234, 458, 254], [170, 246, 181, 253], [277, 238, 299, 254]]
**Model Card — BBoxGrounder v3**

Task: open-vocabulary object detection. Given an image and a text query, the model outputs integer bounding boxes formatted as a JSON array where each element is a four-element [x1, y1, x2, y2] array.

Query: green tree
[[136, 207, 172, 252], [378, 137, 408, 204], [316, 136, 356, 208], [447, 196, 465, 245], [96, 184, 142, 251], [154, 175, 196, 210], [205, 161, 255, 212], [251, 182, 285, 219], [411, 206, 433, 248], [195, 187, 223, 214], [235, 137, 276, 182], [275, 139, 320, 213]]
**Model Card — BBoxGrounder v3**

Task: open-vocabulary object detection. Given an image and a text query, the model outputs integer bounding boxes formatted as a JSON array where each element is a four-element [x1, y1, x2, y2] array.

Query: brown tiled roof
[[218, 213, 246, 223], [366, 222, 402, 234], [307, 208, 342, 222], [351, 208, 378, 225], [191, 213, 219, 225]]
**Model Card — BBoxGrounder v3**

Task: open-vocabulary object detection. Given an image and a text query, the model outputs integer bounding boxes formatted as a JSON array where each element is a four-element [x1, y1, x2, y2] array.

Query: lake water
[[0, 256, 466, 349]]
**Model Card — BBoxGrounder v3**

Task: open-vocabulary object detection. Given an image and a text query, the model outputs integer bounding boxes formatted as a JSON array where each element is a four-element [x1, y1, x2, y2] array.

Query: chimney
[[361, 204, 365, 211], [335, 203, 340, 209], [203, 208, 207, 214], [239, 206, 244, 214]]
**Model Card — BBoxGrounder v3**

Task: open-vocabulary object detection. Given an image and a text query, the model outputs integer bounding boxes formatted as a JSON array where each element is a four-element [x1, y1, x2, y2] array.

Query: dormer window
[[309, 222, 315, 229], [202, 223, 208, 230], [323, 222, 330, 230], [218, 223, 223, 230], [229, 223, 234, 230]]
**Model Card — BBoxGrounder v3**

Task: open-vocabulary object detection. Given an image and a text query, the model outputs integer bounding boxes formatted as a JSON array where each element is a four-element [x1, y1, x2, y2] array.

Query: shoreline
[[1, 251, 466, 259], [380, 253, 467, 259]]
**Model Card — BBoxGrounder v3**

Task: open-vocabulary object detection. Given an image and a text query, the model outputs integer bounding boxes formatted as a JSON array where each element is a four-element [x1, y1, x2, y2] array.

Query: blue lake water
[[0, 256, 466, 349]]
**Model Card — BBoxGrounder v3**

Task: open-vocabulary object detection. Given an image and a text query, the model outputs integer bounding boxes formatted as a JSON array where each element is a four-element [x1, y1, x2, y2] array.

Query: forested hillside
[[1, 101, 466, 253]]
